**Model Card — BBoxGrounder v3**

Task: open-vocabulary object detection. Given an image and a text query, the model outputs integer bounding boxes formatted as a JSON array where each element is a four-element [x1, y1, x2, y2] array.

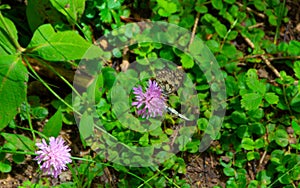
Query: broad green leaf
[[241, 138, 255, 150], [264, 92, 279, 104], [221, 43, 237, 59], [0, 160, 11, 173], [26, 0, 63, 31], [0, 55, 28, 130], [12, 154, 25, 164], [274, 129, 289, 147], [0, 133, 35, 151], [43, 108, 63, 137], [0, 4, 11, 10], [139, 133, 149, 146], [195, 5, 208, 13], [213, 22, 227, 38], [211, 0, 223, 10], [241, 93, 263, 111], [247, 151, 260, 161], [31, 106, 48, 119], [223, 167, 235, 176], [50, 0, 85, 24], [254, 0, 266, 11], [256, 170, 271, 185], [180, 54, 194, 69], [231, 111, 247, 124], [0, 16, 18, 55], [79, 111, 94, 139], [27, 24, 104, 61]]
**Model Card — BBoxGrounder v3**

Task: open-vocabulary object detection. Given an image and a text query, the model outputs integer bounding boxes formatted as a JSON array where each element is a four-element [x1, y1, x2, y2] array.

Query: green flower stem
[[24, 58, 81, 115], [137, 167, 168, 188], [0, 12, 23, 52], [274, 0, 286, 44], [154, 166, 181, 188], [24, 112, 36, 141], [15, 125, 47, 139], [282, 84, 292, 115], [69, 157, 152, 188], [0, 149, 36, 156], [268, 161, 300, 188], [39, 59, 82, 99]]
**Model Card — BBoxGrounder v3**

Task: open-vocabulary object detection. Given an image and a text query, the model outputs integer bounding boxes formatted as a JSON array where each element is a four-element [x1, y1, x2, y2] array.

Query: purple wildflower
[[34, 137, 72, 178], [132, 80, 166, 119]]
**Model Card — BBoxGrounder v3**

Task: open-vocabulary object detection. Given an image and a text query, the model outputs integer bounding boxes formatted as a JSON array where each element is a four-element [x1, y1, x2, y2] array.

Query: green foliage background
[[0, 0, 299, 187]]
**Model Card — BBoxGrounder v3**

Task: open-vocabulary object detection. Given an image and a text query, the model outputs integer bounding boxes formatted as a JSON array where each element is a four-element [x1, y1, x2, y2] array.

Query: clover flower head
[[132, 80, 166, 119], [34, 137, 72, 178]]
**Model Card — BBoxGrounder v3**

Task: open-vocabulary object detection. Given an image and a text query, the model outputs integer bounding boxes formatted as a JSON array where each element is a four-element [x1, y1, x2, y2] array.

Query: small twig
[[236, 2, 265, 19], [243, 36, 255, 49], [261, 55, 281, 78], [258, 150, 267, 171], [269, 56, 300, 61], [248, 23, 264, 29], [242, 35, 281, 78], [189, 12, 200, 46]]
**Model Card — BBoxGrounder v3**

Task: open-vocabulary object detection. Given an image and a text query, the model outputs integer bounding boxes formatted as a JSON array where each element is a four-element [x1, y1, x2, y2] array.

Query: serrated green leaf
[[288, 40, 300, 55], [27, 24, 103, 61], [294, 61, 300, 79], [246, 69, 266, 94], [43, 108, 63, 137], [0, 133, 35, 151], [241, 93, 263, 111], [0, 55, 28, 130], [264, 92, 279, 104]]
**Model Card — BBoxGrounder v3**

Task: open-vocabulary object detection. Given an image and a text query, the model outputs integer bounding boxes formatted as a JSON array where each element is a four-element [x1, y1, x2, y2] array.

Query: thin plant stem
[[154, 166, 181, 188], [39, 59, 82, 99], [274, 0, 286, 44], [25, 111, 36, 141], [0, 149, 35, 155], [15, 125, 47, 139], [24, 58, 81, 115], [268, 161, 300, 188]]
